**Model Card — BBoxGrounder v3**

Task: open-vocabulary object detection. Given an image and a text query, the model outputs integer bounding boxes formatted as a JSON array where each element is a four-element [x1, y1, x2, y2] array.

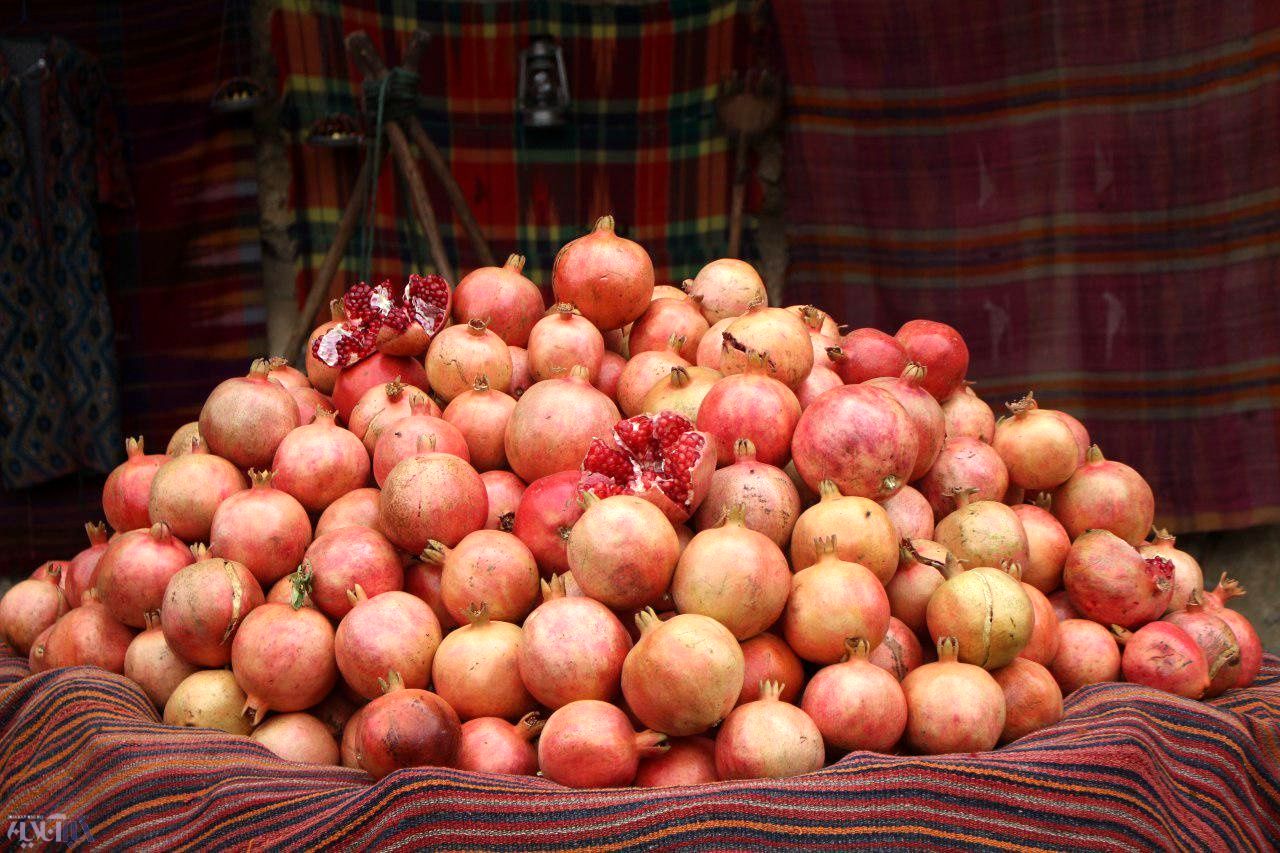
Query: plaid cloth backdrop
[[777, 1, 1280, 533]]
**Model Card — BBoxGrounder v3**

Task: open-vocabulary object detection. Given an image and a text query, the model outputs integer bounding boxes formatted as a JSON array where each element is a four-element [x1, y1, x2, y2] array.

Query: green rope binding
[[359, 68, 423, 283]]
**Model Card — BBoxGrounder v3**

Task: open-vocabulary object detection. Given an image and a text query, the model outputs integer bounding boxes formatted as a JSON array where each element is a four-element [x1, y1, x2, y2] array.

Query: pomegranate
[[790, 479, 898, 581], [992, 658, 1063, 743], [717, 680, 826, 780], [802, 638, 907, 753], [331, 352, 430, 422], [481, 470, 525, 531], [424, 530, 540, 624], [737, 632, 806, 706], [160, 556, 265, 666], [693, 438, 800, 548], [719, 304, 814, 389], [696, 318, 735, 370], [199, 358, 301, 470], [1113, 622, 1210, 698], [671, 506, 790, 640], [348, 377, 427, 444], [0, 574, 67, 655], [102, 437, 167, 532], [866, 363, 946, 480], [788, 304, 840, 337], [697, 353, 802, 467], [1051, 444, 1155, 545], [354, 672, 462, 778], [305, 300, 345, 394], [795, 364, 844, 409], [868, 617, 926, 681], [1010, 500, 1071, 593], [335, 587, 442, 699], [431, 603, 535, 721], [1017, 572, 1061, 667], [830, 330, 903, 384], [926, 562, 1033, 670], [538, 699, 668, 788], [1164, 594, 1241, 697], [940, 384, 996, 443], [452, 253, 544, 347], [519, 576, 632, 708], [208, 470, 312, 587], [1051, 619, 1122, 694], [783, 535, 891, 663], [315, 487, 381, 538], [917, 437, 1010, 519], [1063, 529, 1173, 629], [934, 487, 1030, 571], [147, 437, 246, 543], [379, 446, 488, 553], [685, 259, 766, 325], [617, 335, 690, 417], [504, 365, 620, 483], [303, 526, 404, 619], [163, 670, 253, 735], [1139, 528, 1204, 613], [443, 375, 517, 472], [1049, 590, 1079, 622], [264, 356, 309, 391], [991, 392, 1081, 490], [340, 705, 369, 769], [63, 522, 112, 607], [123, 611, 199, 708], [580, 411, 715, 524], [271, 410, 371, 512], [404, 556, 454, 631], [885, 540, 950, 637], [791, 383, 917, 499], [456, 712, 545, 775], [635, 736, 719, 786], [622, 609, 745, 736], [880, 484, 935, 541], [95, 522, 196, 628], [372, 415, 470, 486], [895, 319, 969, 400], [426, 318, 514, 402], [42, 596, 134, 673], [251, 712, 340, 765], [641, 364, 721, 423], [312, 276, 451, 364], [289, 386, 333, 424], [567, 494, 680, 611], [629, 297, 708, 360], [358, 383, 442, 455], [901, 637, 1005, 753], [512, 471, 584, 577], [507, 346, 533, 398], [552, 215, 654, 331], [166, 422, 202, 457], [309, 690, 362, 738], [231, 594, 338, 724], [1200, 575, 1263, 688]]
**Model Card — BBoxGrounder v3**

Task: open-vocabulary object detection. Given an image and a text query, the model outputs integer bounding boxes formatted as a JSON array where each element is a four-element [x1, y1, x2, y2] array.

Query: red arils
[[312, 276, 451, 368]]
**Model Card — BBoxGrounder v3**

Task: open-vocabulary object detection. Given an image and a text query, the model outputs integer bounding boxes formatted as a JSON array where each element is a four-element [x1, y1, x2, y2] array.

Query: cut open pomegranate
[[580, 412, 714, 523], [312, 275, 451, 367]]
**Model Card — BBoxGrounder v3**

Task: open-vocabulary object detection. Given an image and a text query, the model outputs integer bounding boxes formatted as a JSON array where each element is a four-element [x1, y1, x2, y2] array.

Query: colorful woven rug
[[0, 646, 1276, 850]]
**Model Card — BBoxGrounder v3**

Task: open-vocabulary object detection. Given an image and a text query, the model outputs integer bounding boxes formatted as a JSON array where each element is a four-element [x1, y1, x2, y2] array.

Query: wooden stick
[[728, 133, 748, 259]]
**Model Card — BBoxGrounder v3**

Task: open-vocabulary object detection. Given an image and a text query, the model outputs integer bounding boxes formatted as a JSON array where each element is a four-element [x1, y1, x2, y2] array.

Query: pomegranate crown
[[311, 274, 451, 368]]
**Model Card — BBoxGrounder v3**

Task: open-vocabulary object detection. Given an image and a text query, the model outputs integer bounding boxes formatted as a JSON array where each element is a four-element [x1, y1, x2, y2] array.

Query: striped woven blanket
[[0, 647, 1276, 850]]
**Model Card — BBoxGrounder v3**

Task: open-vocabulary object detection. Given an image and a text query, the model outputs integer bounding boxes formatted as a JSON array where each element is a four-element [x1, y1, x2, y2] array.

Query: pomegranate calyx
[[377, 669, 406, 694], [842, 637, 871, 660], [288, 562, 314, 610]]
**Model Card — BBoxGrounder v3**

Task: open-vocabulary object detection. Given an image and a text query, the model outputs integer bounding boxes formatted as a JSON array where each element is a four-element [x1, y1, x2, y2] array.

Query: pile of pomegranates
[[0, 217, 1265, 789]]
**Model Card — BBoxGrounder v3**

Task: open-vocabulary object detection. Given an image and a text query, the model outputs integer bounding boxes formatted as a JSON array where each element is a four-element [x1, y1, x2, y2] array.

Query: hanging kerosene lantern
[[518, 35, 570, 127], [210, 0, 264, 113]]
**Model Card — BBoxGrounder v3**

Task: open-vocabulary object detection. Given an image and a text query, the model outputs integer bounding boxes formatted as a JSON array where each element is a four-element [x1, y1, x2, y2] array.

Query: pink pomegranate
[[424, 530, 540, 624], [335, 587, 442, 699], [353, 673, 462, 778], [802, 638, 907, 753], [251, 712, 340, 765], [456, 712, 545, 775], [452, 253, 545, 347], [992, 658, 1063, 743], [692, 438, 800, 548], [426, 318, 514, 402], [481, 470, 525, 531], [1063, 529, 1173, 628], [518, 577, 632, 708], [166, 422, 202, 456], [372, 415, 470, 486], [623, 609, 745, 736], [95, 522, 196, 628], [991, 392, 1081, 490], [1139, 528, 1204, 613], [795, 364, 844, 409], [208, 470, 312, 586], [736, 632, 806, 706], [379, 447, 488, 553], [102, 437, 167, 532], [926, 562, 1033, 670], [790, 479, 899, 581], [199, 358, 301, 470], [1113, 622, 1209, 699], [880, 485, 935, 541], [160, 556, 265, 666], [289, 386, 333, 424], [1010, 500, 1071, 593], [339, 704, 369, 769], [123, 611, 199, 708], [917, 437, 1010, 519], [788, 304, 840, 338], [63, 522, 112, 608], [868, 617, 926, 680], [866, 363, 946, 480], [1050, 410, 1090, 465], [42, 597, 135, 673], [512, 471, 584, 577], [552, 215, 654, 331], [685, 259, 766, 325], [147, 437, 247, 543], [652, 284, 691, 302], [1199, 576, 1263, 688], [901, 637, 1005, 753], [504, 365, 620, 483], [791, 383, 917, 499], [348, 377, 428, 444], [934, 487, 1030, 571], [1017, 575, 1061, 667], [271, 410, 371, 512], [314, 487, 381, 538], [305, 300, 345, 394], [697, 353, 802, 467], [403, 556, 454, 631], [1163, 595, 1241, 697], [718, 304, 815, 389], [308, 690, 362, 738], [507, 346, 533, 398], [567, 494, 680, 611], [828, 329, 906, 385], [1048, 590, 1079, 622], [231, 596, 338, 724], [895, 319, 969, 401], [358, 384, 442, 455], [940, 384, 996, 443], [716, 680, 825, 779], [331, 352, 430, 422], [0, 574, 68, 655], [1051, 444, 1155, 545], [885, 540, 950, 637], [629, 297, 708, 360], [696, 318, 735, 369], [783, 535, 891, 664], [303, 526, 404, 619], [537, 699, 667, 788], [617, 335, 690, 416], [442, 376, 517, 472], [641, 364, 721, 423], [431, 603, 535, 721], [264, 356, 309, 391], [634, 736, 719, 786], [1051, 619, 1122, 694], [163, 669, 252, 735]]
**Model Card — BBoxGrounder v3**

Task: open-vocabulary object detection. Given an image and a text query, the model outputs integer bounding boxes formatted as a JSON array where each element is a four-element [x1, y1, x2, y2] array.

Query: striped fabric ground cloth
[[776, 1, 1280, 533], [1, 647, 1276, 850]]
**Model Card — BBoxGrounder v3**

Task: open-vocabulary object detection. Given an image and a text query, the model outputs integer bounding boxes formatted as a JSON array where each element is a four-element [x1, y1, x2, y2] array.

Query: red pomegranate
[[1113, 622, 1209, 699], [715, 680, 825, 779], [829, 328, 909, 385], [868, 617, 926, 681], [552, 215, 655, 331], [622, 609, 745, 736], [452, 253, 545, 347], [795, 364, 844, 409], [163, 669, 251, 735], [1050, 618, 1122, 695], [802, 638, 907, 753], [1199, 575, 1263, 688], [95, 522, 196, 628], [885, 539, 950, 637], [379, 444, 488, 553], [894, 319, 969, 400], [102, 437, 167, 532], [208, 470, 312, 587], [901, 637, 1005, 753], [783, 535, 891, 664], [593, 350, 625, 404], [1010, 500, 1071, 593], [634, 736, 718, 786], [426, 318, 514, 402], [1063, 529, 1173, 629], [696, 318, 735, 370], [504, 365, 620, 483], [456, 712, 545, 775], [518, 577, 632, 708], [481, 470, 525, 531], [335, 587, 442, 699], [264, 356, 309, 391], [934, 487, 1030, 571], [353, 673, 462, 779], [791, 383, 917, 499], [788, 304, 840, 337], [992, 392, 1081, 490], [166, 422, 202, 457], [63, 522, 111, 608], [361, 387, 442, 457], [123, 611, 199, 708], [403, 556, 454, 631], [431, 603, 535, 721], [1051, 444, 1155, 546], [917, 437, 1010, 519], [231, 596, 338, 724], [642, 364, 721, 423], [718, 304, 815, 389], [693, 438, 800, 548], [1017, 573, 1061, 667], [303, 526, 404, 620], [617, 335, 690, 417], [507, 345, 533, 398], [314, 487, 381, 538], [42, 596, 135, 673], [1138, 528, 1204, 613], [251, 712, 340, 765], [629, 297, 709, 360], [992, 658, 1063, 743], [685, 259, 766, 325], [737, 632, 805, 706], [331, 352, 431, 422], [790, 479, 899, 581], [697, 353, 801, 467], [442, 375, 517, 472], [147, 437, 247, 543], [305, 300, 346, 394], [348, 377, 429, 445], [511, 471, 584, 577], [940, 384, 996, 443], [271, 410, 371, 512], [537, 699, 668, 788], [199, 358, 301, 470], [566, 494, 680, 611], [0, 574, 68, 655], [424, 530, 540, 624], [289, 386, 333, 424], [1048, 589, 1079, 622], [926, 562, 1033, 670], [880, 484, 935, 541], [372, 414, 470, 486], [160, 556, 265, 666], [1163, 594, 1241, 697], [866, 363, 946, 480]]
